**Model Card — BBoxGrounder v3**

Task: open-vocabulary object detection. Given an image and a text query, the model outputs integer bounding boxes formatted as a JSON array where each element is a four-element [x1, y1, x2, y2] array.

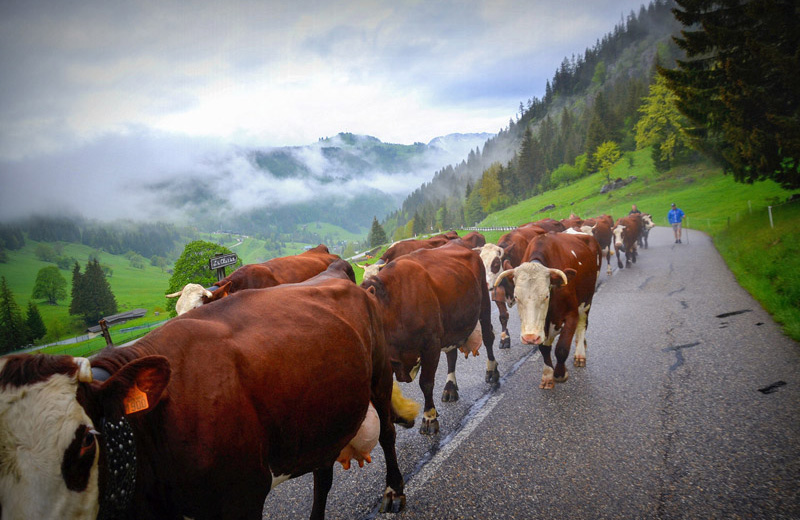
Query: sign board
[[209, 253, 238, 270]]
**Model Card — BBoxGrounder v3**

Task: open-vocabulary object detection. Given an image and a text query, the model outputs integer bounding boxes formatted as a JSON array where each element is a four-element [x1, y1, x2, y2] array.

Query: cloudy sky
[[0, 0, 649, 221]]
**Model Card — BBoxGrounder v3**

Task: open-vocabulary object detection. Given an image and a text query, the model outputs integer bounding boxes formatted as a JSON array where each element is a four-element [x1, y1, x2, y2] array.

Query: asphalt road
[[262, 226, 800, 520]]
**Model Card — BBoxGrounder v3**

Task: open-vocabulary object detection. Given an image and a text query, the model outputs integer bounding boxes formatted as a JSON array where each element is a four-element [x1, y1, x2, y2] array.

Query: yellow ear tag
[[123, 385, 149, 415]]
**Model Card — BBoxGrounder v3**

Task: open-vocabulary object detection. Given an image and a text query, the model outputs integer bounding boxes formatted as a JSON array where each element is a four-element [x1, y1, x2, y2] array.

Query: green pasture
[[4, 146, 799, 356]]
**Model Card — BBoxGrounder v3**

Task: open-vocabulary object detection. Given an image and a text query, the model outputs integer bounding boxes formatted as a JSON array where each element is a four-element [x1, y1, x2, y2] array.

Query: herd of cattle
[[0, 212, 654, 519]]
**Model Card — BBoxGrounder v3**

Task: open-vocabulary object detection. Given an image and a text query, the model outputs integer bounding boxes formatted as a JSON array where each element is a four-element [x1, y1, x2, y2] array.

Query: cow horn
[[494, 268, 515, 287], [549, 268, 569, 286], [165, 289, 183, 298], [74, 357, 93, 383]]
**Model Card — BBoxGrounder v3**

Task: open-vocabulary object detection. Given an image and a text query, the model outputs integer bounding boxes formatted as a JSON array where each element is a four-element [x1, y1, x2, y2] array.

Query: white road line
[[403, 394, 504, 496]]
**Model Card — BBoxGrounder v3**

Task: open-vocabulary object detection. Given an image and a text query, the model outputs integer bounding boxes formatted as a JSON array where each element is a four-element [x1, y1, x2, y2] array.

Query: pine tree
[[72, 260, 118, 325], [368, 217, 388, 247], [0, 276, 27, 353], [662, 0, 800, 188], [411, 211, 425, 237], [69, 262, 84, 316], [25, 301, 46, 343]]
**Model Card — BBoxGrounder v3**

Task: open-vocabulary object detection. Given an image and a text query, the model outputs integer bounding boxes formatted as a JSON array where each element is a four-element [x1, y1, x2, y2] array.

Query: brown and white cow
[[613, 215, 643, 268], [581, 214, 615, 276], [357, 235, 453, 280], [0, 277, 415, 519], [477, 225, 547, 348], [495, 232, 600, 389], [167, 244, 342, 314], [639, 213, 656, 249], [361, 242, 497, 434]]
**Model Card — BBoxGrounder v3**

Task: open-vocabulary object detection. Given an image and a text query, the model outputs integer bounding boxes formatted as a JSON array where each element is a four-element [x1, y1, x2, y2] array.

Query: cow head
[[612, 224, 626, 251], [167, 283, 213, 315], [356, 259, 386, 281], [477, 243, 504, 287], [0, 354, 169, 520], [641, 213, 655, 230], [495, 262, 574, 346]]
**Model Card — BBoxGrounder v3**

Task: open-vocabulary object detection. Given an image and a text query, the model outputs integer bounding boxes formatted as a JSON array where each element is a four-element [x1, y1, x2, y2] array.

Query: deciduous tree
[[31, 266, 67, 305], [635, 74, 691, 171], [166, 241, 241, 317], [595, 141, 621, 184]]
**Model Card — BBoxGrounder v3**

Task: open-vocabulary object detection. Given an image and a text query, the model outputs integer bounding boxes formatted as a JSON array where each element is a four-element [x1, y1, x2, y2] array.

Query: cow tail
[[391, 380, 419, 423]]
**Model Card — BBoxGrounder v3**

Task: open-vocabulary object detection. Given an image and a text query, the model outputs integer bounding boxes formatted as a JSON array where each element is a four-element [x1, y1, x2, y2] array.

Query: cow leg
[[617, 249, 624, 269], [481, 286, 500, 384], [441, 348, 459, 402], [538, 344, 555, 389], [573, 303, 590, 367], [605, 249, 613, 276], [374, 379, 406, 514], [553, 316, 577, 383], [310, 465, 334, 520], [496, 301, 511, 349], [419, 348, 441, 435]]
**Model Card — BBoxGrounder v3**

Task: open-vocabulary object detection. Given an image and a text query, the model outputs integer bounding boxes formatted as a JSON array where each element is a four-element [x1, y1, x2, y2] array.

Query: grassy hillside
[[477, 147, 799, 340], [481, 148, 794, 231], [0, 240, 172, 342]]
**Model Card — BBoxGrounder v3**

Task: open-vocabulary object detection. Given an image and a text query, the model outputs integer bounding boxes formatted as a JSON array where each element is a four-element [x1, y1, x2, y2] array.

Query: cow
[[361, 242, 497, 435], [477, 225, 547, 349], [494, 232, 600, 389], [581, 214, 615, 276], [639, 213, 656, 249], [456, 231, 487, 249], [167, 244, 341, 314], [528, 218, 567, 233], [613, 215, 643, 268], [356, 236, 452, 280], [0, 277, 417, 519], [560, 214, 584, 230]]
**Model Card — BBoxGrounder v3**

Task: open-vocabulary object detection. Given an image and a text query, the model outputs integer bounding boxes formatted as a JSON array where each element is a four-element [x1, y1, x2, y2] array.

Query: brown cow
[[168, 244, 341, 314], [613, 215, 643, 268], [0, 278, 415, 519], [361, 242, 497, 434], [582, 214, 615, 276], [495, 232, 600, 389], [529, 218, 567, 233], [477, 225, 547, 348]]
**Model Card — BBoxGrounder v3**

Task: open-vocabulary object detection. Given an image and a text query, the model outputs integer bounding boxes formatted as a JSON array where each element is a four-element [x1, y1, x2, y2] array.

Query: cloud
[[0, 0, 648, 224]]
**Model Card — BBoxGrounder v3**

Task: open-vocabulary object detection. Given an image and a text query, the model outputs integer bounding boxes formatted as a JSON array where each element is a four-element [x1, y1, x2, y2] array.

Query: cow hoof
[[499, 337, 511, 349], [574, 356, 586, 367], [441, 385, 459, 403], [540, 378, 555, 390], [394, 416, 415, 429], [379, 491, 406, 514], [554, 371, 569, 383], [420, 417, 439, 435], [485, 369, 500, 386]]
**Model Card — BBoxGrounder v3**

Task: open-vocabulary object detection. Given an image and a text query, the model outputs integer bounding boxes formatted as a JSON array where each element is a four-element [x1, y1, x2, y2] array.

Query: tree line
[[382, 0, 683, 238], [380, 0, 797, 238]]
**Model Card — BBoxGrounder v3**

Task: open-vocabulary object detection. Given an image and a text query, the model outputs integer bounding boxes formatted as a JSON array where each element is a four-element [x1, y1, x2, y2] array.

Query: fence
[[34, 319, 169, 357], [472, 197, 799, 236]]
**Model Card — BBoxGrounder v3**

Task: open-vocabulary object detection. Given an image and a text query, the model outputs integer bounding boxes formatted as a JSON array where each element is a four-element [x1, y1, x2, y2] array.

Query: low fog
[[0, 128, 490, 226]]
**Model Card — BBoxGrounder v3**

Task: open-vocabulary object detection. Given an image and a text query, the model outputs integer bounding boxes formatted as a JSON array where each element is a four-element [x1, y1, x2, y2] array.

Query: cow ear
[[365, 285, 377, 296], [206, 281, 231, 303], [502, 259, 513, 271], [99, 356, 170, 417]]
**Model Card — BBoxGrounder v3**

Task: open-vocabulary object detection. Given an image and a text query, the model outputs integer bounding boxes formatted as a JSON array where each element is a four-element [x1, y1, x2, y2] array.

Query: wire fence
[[474, 197, 799, 236]]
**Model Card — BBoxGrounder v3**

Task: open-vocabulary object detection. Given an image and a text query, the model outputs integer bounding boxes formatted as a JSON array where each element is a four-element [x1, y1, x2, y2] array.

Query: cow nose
[[521, 334, 542, 345]]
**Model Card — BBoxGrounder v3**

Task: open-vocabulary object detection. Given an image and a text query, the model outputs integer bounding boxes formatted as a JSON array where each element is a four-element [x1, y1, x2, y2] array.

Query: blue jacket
[[668, 208, 685, 224]]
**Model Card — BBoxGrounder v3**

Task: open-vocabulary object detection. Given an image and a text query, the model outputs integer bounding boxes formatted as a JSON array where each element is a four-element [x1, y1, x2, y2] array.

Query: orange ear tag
[[123, 385, 149, 415]]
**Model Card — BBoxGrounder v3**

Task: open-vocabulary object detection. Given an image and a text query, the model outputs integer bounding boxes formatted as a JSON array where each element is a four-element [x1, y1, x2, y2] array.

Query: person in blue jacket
[[668, 203, 685, 243]]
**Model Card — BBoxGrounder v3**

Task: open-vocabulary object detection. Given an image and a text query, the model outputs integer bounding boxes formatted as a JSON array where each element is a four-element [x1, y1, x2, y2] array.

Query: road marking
[[403, 393, 504, 497]]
